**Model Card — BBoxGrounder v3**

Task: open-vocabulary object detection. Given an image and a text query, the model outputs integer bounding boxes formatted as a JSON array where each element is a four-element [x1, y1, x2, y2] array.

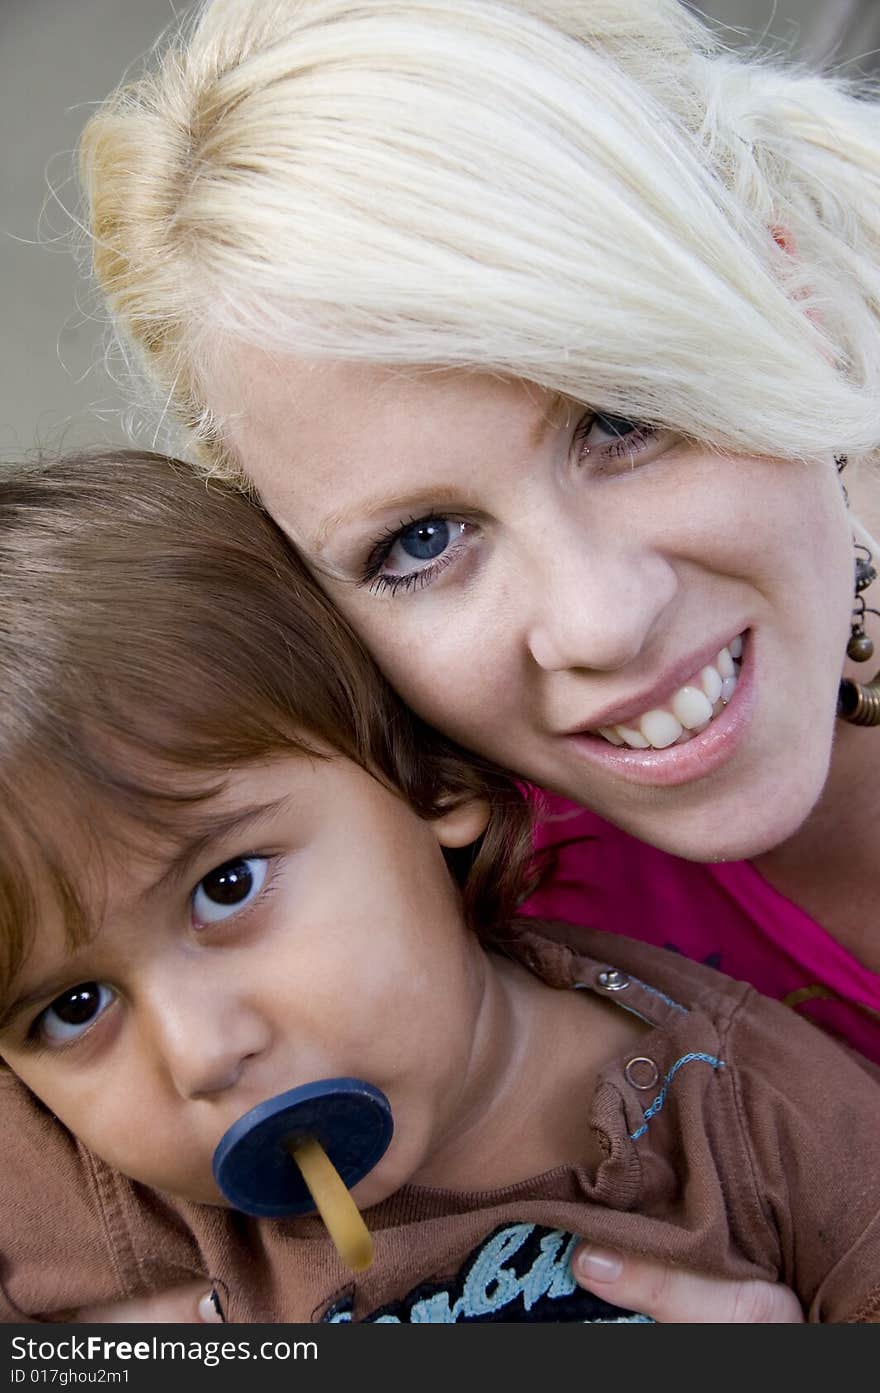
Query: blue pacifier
[[212, 1078, 393, 1271]]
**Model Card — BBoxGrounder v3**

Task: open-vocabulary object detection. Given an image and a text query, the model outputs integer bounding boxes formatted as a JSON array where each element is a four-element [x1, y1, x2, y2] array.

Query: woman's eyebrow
[[312, 485, 476, 553]]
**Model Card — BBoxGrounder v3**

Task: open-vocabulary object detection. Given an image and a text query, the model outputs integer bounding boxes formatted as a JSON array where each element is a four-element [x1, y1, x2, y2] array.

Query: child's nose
[[141, 975, 272, 1100]]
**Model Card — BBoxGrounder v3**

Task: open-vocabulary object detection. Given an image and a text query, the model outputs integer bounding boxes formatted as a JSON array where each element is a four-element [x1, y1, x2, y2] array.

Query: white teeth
[[700, 665, 723, 704], [617, 726, 650, 749], [589, 634, 744, 750], [671, 685, 714, 730], [639, 709, 683, 748], [715, 646, 735, 678], [598, 725, 625, 745]]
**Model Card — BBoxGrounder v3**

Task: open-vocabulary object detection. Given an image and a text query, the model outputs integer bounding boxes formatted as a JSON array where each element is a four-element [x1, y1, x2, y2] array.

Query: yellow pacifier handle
[[288, 1136, 374, 1272]]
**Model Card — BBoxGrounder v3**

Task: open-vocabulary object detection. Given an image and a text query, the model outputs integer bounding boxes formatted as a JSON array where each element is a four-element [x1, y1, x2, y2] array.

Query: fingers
[[72, 1281, 224, 1324], [572, 1246, 804, 1323]]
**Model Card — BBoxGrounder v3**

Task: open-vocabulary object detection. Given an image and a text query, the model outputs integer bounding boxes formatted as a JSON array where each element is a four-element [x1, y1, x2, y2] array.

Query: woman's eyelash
[[573, 411, 658, 461], [366, 569, 437, 597], [603, 425, 657, 459], [358, 515, 461, 596], [360, 515, 419, 581]]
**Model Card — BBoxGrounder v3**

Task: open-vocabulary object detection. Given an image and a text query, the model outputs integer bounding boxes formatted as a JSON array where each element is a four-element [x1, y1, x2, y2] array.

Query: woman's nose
[[524, 535, 677, 674], [141, 970, 272, 1101]]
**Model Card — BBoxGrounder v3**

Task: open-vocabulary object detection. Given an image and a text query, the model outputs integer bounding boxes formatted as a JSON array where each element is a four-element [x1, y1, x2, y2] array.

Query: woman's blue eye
[[385, 518, 465, 576], [575, 409, 657, 459], [38, 982, 116, 1044], [192, 856, 269, 925], [593, 412, 640, 438], [367, 517, 467, 592], [397, 518, 450, 561]]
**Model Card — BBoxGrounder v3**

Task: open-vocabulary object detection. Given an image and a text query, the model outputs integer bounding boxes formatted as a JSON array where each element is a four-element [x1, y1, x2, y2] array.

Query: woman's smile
[[562, 632, 753, 788], [563, 633, 744, 747]]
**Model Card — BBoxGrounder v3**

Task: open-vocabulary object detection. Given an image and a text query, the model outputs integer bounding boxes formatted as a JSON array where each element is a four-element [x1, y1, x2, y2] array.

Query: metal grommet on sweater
[[597, 968, 630, 992], [624, 1056, 660, 1091]]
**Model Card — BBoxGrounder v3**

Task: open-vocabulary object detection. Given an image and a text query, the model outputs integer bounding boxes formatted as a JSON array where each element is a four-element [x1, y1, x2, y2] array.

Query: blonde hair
[[79, 0, 880, 478]]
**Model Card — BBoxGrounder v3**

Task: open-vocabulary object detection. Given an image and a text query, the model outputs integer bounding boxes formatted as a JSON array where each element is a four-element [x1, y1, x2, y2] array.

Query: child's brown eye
[[192, 856, 269, 926], [38, 982, 115, 1045]]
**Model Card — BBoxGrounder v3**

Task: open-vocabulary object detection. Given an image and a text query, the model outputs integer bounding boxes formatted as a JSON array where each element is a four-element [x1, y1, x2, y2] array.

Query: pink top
[[520, 792, 880, 1068]]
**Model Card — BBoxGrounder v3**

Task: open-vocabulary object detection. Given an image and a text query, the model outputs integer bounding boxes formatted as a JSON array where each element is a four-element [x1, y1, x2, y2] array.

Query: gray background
[[2, 0, 879, 455]]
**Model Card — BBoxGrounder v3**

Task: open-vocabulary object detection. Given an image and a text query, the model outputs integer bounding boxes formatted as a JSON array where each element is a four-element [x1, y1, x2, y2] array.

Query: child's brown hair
[[0, 450, 532, 997]]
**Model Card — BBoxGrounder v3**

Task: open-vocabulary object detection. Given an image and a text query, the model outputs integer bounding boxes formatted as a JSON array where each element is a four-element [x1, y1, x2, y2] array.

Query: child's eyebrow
[[0, 970, 85, 1036], [141, 796, 295, 901]]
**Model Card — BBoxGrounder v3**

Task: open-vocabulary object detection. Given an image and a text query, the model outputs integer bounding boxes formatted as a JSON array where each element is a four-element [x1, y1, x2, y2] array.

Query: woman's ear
[[431, 797, 491, 848]]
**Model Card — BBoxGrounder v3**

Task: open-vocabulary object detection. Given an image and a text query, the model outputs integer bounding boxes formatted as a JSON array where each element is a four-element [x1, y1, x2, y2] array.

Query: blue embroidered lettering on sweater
[[323, 1223, 653, 1324]]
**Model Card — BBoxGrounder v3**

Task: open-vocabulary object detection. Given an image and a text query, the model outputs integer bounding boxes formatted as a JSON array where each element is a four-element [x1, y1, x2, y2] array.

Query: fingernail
[[575, 1248, 623, 1282], [198, 1288, 225, 1323]]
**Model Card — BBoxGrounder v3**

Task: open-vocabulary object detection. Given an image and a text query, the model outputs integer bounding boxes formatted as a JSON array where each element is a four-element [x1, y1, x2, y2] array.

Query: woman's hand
[[572, 1246, 804, 1322], [68, 1259, 804, 1323], [71, 1281, 224, 1324]]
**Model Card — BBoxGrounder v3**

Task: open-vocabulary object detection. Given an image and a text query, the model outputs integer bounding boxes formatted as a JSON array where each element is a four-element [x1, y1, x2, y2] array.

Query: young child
[[0, 450, 878, 1325]]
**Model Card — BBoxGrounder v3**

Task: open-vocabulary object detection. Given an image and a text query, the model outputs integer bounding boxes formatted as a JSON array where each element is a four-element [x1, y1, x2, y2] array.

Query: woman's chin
[[610, 779, 826, 865]]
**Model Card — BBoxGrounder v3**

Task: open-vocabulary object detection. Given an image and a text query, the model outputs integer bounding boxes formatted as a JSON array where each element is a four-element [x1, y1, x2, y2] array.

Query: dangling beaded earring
[[835, 455, 880, 726], [846, 543, 878, 663]]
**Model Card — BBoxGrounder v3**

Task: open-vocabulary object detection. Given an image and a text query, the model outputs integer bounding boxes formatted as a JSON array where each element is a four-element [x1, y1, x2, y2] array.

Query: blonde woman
[[77, 0, 880, 1321]]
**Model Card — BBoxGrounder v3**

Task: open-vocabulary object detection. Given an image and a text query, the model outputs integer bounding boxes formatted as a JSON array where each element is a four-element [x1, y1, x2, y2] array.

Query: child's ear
[[431, 797, 491, 848]]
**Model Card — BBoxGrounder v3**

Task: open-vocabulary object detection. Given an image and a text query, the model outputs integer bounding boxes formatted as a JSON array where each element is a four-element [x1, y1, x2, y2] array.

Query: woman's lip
[[561, 630, 746, 735], [561, 634, 755, 788]]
